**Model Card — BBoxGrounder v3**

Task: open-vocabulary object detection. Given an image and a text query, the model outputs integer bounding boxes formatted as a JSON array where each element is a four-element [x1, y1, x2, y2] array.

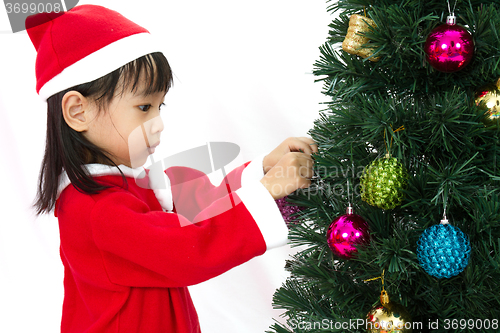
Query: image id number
[[5, 2, 63, 14], [444, 318, 498, 330]]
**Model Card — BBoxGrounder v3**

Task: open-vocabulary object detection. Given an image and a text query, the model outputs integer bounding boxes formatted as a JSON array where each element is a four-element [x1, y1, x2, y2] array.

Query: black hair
[[34, 52, 173, 215]]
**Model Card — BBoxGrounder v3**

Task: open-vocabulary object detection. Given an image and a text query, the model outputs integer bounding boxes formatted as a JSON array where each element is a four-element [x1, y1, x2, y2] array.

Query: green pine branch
[[271, 1, 500, 332]]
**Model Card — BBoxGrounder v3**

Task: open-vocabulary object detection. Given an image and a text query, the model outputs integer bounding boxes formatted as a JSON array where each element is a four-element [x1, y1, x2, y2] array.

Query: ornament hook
[[446, 0, 457, 24], [346, 178, 354, 214], [447, 0, 457, 16], [441, 191, 450, 224], [364, 269, 389, 305], [384, 125, 405, 157]]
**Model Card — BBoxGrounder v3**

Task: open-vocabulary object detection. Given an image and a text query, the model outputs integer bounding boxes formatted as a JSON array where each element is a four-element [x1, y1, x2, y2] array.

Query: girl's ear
[[61, 91, 93, 132]]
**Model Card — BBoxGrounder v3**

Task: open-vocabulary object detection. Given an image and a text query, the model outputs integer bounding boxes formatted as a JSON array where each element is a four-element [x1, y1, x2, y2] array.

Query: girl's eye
[[159, 102, 165, 111], [139, 104, 152, 112]]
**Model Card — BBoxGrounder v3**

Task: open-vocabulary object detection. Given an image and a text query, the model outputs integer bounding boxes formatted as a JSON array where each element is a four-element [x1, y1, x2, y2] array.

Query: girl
[[28, 4, 316, 333]]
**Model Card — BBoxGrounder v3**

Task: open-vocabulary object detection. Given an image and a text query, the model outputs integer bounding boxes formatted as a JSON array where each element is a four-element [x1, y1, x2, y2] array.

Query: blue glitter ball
[[417, 223, 471, 279]]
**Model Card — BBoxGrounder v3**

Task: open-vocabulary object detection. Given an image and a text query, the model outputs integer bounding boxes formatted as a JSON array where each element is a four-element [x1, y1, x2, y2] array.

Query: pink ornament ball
[[424, 22, 474, 73], [327, 213, 370, 260]]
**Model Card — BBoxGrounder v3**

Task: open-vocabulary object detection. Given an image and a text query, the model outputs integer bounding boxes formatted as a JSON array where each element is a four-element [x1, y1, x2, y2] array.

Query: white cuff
[[241, 154, 266, 188], [236, 181, 288, 251]]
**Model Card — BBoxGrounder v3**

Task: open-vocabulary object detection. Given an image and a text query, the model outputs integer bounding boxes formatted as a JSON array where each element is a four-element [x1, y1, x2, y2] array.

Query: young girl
[[28, 4, 316, 333]]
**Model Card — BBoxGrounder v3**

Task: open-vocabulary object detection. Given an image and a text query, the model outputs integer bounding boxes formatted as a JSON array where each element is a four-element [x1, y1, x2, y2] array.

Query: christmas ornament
[[360, 155, 408, 210], [366, 290, 413, 332], [475, 79, 500, 125], [342, 14, 380, 62], [417, 216, 471, 279], [275, 196, 304, 226], [365, 271, 413, 332], [326, 206, 370, 259], [424, 14, 474, 73]]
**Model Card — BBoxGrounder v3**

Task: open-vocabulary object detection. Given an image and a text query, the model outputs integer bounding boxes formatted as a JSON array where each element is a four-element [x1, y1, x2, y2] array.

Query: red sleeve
[[166, 163, 249, 222], [90, 166, 266, 288]]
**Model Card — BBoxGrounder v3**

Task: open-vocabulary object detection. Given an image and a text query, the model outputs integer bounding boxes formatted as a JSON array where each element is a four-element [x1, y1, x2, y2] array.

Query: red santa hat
[[26, 4, 162, 101]]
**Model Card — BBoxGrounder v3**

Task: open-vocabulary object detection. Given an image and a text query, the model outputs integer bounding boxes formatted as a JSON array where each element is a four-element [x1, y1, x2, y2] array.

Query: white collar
[[57, 164, 173, 212]]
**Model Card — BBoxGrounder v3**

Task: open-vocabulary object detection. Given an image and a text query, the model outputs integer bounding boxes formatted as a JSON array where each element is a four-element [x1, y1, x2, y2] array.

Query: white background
[[0, 1, 332, 332]]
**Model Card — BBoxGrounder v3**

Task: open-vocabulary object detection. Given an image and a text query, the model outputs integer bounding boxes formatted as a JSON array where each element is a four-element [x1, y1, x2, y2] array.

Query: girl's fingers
[[288, 137, 318, 155], [301, 138, 318, 154], [296, 153, 314, 179]]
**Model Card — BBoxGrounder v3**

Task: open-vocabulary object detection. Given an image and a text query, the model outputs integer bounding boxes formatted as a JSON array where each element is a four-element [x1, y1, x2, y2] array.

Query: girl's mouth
[[148, 141, 160, 154]]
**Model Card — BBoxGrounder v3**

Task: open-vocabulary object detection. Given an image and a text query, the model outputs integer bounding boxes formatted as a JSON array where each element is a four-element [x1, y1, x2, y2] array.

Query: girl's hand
[[260, 152, 314, 200], [260, 151, 314, 200], [262, 137, 317, 174]]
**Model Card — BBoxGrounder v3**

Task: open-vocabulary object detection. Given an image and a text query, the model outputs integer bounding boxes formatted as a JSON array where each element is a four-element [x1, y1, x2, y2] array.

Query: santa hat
[[26, 4, 162, 101]]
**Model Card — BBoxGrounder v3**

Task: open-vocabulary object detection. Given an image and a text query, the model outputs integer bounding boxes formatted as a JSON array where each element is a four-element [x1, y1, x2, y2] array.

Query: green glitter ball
[[360, 157, 408, 210]]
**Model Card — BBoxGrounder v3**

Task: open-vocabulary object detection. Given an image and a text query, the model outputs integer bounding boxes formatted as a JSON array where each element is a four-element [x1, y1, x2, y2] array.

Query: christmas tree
[[270, 0, 500, 332]]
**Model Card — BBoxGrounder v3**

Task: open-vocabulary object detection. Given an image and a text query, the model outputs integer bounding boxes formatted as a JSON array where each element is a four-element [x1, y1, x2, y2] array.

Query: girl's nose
[[150, 115, 164, 134]]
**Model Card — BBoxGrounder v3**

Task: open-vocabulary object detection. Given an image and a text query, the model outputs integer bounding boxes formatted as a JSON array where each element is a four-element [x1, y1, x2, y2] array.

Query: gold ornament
[[342, 14, 380, 62], [475, 78, 500, 126], [364, 271, 413, 332], [366, 297, 413, 332]]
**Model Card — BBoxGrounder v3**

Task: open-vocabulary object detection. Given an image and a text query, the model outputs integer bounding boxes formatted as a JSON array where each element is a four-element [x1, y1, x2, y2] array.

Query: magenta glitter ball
[[275, 196, 304, 226], [424, 20, 474, 73], [326, 212, 370, 260]]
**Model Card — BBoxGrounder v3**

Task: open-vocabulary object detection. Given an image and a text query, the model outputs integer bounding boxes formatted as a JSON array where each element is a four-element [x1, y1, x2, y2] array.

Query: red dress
[[55, 160, 288, 333]]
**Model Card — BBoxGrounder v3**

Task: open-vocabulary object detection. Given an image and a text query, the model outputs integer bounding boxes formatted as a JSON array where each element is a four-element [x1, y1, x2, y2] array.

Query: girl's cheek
[[128, 123, 149, 168]]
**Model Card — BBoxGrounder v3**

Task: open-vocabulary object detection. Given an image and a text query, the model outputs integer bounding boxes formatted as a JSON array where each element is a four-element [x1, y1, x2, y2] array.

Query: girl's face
[[84, 79, 166, 168]]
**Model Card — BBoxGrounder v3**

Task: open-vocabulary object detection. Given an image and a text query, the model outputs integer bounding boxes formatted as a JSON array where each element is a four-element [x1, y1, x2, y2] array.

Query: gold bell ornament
[[475, 78, 500, 126], [365, 271, 413, 332], [342, 14, 380, 62]]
